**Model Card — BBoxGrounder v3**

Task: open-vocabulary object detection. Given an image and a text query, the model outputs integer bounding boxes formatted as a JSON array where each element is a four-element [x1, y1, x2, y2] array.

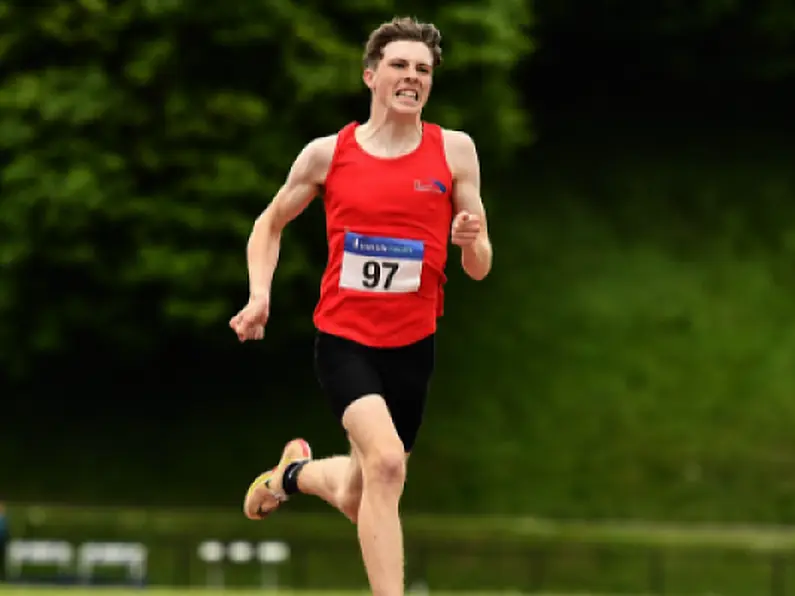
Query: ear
[[362, 66, 376, 90]]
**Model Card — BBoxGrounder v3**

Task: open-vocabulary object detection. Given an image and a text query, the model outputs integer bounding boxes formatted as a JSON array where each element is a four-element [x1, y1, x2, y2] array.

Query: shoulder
[[292, 134, 339, 183], [303, 134, 339, 165], [440, 128, 479, 178], [441, 127, 476, 149]]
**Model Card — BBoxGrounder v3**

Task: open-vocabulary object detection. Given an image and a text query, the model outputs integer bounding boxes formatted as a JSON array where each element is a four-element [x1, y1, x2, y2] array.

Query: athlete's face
[[365, 40, 434, 115]]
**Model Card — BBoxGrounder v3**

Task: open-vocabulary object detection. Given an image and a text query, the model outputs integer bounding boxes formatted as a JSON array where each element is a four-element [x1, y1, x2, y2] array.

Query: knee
[[363, 444, 406, 489]]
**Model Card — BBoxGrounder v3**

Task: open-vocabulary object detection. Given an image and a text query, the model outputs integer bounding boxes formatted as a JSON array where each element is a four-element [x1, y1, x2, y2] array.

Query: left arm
[[446, 130, 493, 280]]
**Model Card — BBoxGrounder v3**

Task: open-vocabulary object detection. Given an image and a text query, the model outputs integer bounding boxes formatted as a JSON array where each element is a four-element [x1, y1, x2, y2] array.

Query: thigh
[[378, 334, 436, 453], [314, 331, 384, 422], [343, 394, 406, 459]]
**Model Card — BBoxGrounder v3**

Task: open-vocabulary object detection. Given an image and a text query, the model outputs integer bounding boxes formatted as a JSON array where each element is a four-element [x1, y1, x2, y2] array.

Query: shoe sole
[[244, 438, 312, 520]]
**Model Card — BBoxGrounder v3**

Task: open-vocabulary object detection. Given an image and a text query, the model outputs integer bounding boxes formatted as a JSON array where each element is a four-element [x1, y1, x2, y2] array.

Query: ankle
[[283, 461, 309, 496]]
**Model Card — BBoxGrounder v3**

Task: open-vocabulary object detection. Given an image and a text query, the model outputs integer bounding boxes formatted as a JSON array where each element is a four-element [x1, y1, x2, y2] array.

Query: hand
[[229, 294, 270, 342], [451, 210, 481, 247]]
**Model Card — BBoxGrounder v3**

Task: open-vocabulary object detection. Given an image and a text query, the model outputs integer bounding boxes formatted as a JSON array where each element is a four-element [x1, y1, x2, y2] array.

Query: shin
[[343, 395, 407, 596], [297, 449, 364, 523]]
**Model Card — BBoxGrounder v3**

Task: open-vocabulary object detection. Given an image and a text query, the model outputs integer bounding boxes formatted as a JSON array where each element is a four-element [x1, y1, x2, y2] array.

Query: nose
[[405, 66, 421, 80]]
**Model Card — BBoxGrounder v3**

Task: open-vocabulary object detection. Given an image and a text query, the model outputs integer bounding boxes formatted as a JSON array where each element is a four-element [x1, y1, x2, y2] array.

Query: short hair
[[363, 16, 443, 69]]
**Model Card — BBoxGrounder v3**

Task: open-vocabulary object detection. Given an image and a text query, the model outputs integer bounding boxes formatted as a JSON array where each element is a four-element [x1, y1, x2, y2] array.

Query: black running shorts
[[313, 330, 435, 452]]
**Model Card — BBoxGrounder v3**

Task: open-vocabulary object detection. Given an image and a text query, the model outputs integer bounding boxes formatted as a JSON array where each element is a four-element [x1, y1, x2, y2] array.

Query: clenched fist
[[451, 210, 482, 247], [229, 295, 270, 342]]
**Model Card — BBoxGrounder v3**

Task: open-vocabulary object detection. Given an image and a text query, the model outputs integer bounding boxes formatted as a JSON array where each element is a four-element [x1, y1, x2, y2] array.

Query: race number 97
[[362, 260, 399, 290]]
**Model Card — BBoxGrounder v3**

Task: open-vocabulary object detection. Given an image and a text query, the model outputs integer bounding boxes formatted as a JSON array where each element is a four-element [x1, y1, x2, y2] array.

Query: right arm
[[247, 136, 335, 299]]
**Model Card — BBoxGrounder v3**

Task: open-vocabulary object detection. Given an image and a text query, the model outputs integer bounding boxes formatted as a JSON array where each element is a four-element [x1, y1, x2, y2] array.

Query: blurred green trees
[[3, 0, 795, 523], [0, 0, 532, 376]]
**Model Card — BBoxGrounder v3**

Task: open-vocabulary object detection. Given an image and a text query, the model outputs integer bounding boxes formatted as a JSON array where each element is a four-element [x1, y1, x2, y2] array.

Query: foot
[[243, 438, 312, 520]]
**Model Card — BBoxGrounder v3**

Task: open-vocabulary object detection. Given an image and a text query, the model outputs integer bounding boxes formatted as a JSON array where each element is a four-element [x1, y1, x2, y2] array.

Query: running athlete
[[229, 16, 492, 596]]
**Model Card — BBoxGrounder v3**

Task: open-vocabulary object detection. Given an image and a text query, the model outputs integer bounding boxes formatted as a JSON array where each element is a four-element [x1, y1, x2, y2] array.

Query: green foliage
[[413, 125, 795, 522], [5, 124, 795, 533], [3, 0, 795, 539], [0, 0, 532, 377]]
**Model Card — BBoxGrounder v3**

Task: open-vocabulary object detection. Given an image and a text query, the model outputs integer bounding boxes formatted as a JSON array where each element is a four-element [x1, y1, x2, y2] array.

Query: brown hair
[[363, 17, 443, 69]]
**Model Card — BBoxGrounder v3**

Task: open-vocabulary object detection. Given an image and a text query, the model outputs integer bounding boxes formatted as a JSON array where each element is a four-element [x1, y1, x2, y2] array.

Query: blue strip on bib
[[344, 232, 424, 260]]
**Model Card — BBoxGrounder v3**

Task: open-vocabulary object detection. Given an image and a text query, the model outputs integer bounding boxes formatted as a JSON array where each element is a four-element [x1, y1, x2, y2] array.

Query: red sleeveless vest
[[312, 121, 454, 347]]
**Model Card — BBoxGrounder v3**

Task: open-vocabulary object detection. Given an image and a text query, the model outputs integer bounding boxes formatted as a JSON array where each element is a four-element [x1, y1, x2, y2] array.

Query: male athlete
[[229, 16, 492, 596]]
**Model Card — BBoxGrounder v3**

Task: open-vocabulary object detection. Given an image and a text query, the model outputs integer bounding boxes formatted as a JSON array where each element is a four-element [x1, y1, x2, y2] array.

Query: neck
[[358, 100, 423, 148]]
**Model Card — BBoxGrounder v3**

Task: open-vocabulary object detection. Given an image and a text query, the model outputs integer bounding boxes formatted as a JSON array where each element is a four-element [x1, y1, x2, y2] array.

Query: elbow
[[247, 207, 282, 251], [252, 205, 276, 233], [465, 264, 491, 281], [462, 254, 492, 281], [462, 240, 492, 281], [251, 206, 281, 237]]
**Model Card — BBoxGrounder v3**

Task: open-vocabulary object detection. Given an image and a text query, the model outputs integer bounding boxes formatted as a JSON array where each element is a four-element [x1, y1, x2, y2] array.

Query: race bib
[[339, 232, 424, 293]]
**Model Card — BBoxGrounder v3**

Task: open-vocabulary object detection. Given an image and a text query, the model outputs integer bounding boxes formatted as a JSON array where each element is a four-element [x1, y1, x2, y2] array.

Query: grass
[[0, 589, 663, 596]]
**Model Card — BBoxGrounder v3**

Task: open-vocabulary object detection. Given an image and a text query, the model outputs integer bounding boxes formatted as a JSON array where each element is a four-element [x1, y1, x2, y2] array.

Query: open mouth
[[395, 89, 419, 101]]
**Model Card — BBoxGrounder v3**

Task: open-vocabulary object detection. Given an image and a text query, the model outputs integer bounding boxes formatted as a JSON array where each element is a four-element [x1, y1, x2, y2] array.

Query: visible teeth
[[397, 90, 418, 99]]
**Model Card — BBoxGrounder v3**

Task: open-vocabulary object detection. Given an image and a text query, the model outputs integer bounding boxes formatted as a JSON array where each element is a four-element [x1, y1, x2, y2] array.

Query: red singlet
[[312, 121, 454, 348]]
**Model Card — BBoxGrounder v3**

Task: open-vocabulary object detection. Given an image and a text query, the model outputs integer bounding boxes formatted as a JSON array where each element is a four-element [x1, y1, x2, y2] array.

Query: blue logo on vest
[[414, 179, 446, 194]]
